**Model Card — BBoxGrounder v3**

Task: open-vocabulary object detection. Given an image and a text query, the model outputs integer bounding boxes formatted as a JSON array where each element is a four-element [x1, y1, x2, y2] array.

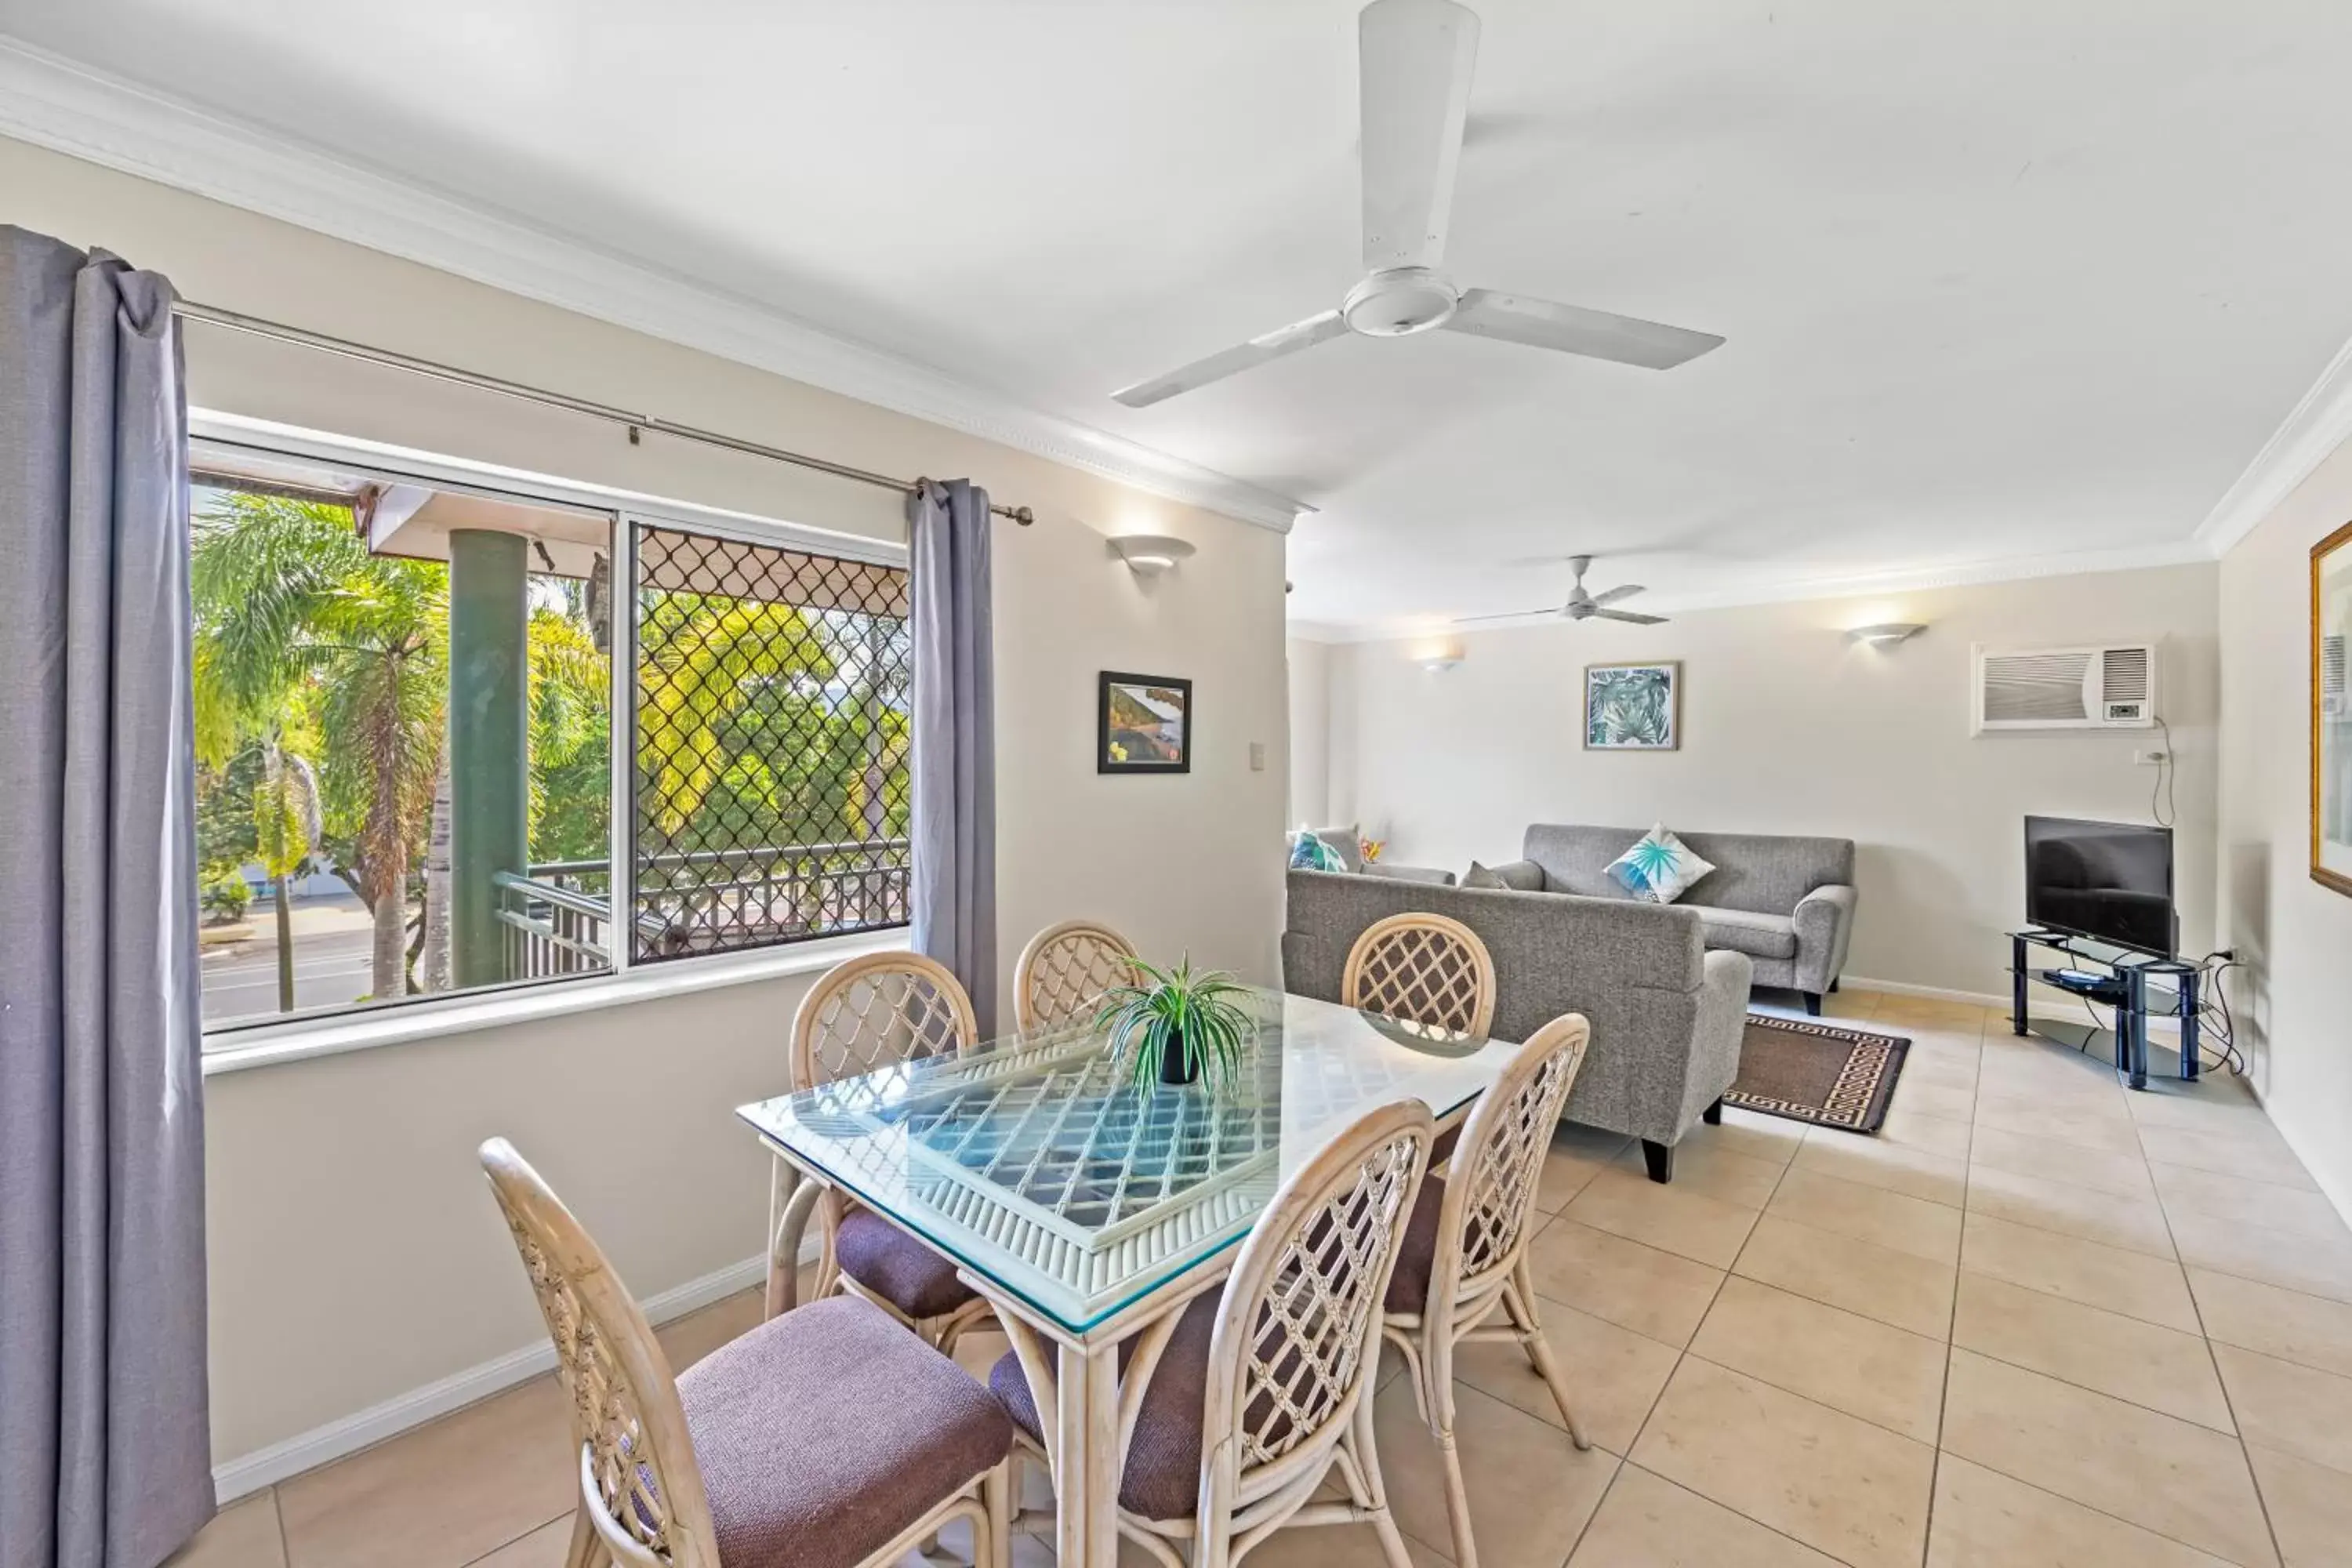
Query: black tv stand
[[2009, 928, 2199, 1091]]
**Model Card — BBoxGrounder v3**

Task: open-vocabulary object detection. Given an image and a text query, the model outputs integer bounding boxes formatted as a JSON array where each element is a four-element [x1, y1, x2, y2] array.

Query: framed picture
[[2314, 521, 2352, 895], [1099, 670, 1192, 774], [1585, 660, 1681, 751]]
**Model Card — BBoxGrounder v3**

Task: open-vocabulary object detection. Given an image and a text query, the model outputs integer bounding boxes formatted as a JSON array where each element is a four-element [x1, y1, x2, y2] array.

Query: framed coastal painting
[[2315, 522, 2352, 895], [1099, 670, 1192, 774], [1585, 661, 1681, 751]]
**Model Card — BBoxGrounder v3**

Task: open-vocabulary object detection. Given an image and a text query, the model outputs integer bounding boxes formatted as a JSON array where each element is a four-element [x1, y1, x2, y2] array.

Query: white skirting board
[[1838, 974, 2011, 1010], [211, 1252, 768, 1504]]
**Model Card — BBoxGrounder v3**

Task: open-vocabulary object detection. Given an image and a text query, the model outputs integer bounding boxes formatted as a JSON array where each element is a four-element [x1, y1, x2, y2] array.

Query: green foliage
[[201, 873, 252, 923], [526, 605, 610, 862], [1094, 953, 1254, 1094]]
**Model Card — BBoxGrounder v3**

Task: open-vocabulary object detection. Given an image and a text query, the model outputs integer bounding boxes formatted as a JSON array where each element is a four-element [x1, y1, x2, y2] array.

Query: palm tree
[[192, 493, 447, 1003]]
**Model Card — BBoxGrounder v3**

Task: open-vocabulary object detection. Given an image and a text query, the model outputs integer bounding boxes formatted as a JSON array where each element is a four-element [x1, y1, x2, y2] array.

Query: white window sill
[[198, 930, 910, 1078]]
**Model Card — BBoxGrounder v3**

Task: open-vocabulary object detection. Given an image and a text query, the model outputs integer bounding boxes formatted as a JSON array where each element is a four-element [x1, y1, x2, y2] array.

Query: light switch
[[1248, 742, 1266, 772]]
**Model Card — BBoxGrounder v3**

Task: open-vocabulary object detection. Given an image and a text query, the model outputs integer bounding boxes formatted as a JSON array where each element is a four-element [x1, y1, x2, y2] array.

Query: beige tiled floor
[[169, 988, 2352, 1568]]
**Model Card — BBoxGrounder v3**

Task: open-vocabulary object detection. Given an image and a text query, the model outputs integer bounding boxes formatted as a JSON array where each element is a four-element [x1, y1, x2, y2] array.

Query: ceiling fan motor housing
[[1343, 267, 1461, 336]]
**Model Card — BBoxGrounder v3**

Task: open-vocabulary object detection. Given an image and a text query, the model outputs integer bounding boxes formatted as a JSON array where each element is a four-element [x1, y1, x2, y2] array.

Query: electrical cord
[[2067, 948, 2245, 1077], [2150, 715, 2176, 828]]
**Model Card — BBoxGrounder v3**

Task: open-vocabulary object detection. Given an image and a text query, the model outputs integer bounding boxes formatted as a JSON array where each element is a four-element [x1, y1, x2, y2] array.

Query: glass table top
[[737, 987, 1515, 1332]]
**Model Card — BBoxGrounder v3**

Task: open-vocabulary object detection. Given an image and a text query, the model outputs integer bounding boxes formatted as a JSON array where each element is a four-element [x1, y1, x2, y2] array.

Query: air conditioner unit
[[1971, 642, 2160, 733]]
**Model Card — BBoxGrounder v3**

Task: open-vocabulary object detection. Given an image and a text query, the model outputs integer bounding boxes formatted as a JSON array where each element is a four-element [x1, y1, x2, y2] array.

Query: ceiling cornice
[[1298, 535, 2220, 642], [2192, 327, 2352, 560], [0, 35, 1305, 534]]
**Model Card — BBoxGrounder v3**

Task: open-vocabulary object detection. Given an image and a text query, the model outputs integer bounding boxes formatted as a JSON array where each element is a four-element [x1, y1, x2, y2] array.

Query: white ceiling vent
[[1973, 642, 2161, 733]]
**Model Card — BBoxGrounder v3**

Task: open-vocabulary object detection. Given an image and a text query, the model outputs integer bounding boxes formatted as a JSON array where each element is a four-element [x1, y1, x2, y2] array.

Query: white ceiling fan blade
[[1111, 310, 1348, 408], [1587, 583, 1646, 606], [1454, 606, 1562, 623], [1443, 289, 1724, 369], [1359, 0, 1480, 272], [1591, 608, 1669, 625]]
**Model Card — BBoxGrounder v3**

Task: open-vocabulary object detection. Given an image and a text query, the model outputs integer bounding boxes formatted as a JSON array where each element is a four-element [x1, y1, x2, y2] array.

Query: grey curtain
[[0, 227, 214, 1568], [907, 479, 997, 1034]]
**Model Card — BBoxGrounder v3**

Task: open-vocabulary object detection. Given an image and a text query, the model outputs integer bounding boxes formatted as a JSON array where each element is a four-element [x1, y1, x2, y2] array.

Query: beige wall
[[1287, 637, 1331, 826], [2216, 435, 2352, 1224], [4, 135, 1291, 1461], [1314, 564, 2220, 998]]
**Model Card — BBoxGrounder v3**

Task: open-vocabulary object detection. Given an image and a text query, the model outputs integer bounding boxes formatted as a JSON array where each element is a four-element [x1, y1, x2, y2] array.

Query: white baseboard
[[1840, 975, 2010, 1010], [212, 1253, 768, 1504]]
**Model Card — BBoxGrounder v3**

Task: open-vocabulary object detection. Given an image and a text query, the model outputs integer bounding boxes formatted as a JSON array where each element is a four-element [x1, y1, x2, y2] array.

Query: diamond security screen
[[630, 525, 911, 962]]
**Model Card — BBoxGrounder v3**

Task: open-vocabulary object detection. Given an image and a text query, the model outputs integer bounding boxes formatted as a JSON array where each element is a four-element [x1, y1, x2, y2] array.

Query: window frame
[[190, 411, 913, 1073]]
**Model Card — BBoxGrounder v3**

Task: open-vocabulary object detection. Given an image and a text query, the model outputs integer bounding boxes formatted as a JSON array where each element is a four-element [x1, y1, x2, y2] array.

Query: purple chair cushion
[[836, 1210, 979, 1319], [674, 1295, 1013, 1568], [1382, 1174, 1447, 1316], [989, 1294, 1220, 1522]]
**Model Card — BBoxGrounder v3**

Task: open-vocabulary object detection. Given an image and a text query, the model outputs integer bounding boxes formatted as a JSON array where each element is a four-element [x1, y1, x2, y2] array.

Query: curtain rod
[[172, 299, 1035, 525]]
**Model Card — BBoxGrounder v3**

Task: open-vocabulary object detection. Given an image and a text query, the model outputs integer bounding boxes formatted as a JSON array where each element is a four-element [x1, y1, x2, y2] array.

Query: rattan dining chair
[[480, 1138, 1015, 1568], [987, 1098, 1437, 1568], [787, 950, 994, 1352], [1341, 912, 1497, 1039], [1379, 1011, 1594, 1568], [1012, 918, 1140, 1033]]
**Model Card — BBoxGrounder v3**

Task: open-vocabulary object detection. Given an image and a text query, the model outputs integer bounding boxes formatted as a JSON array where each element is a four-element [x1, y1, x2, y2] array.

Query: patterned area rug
[[1726, 1014, 1911, 1134]]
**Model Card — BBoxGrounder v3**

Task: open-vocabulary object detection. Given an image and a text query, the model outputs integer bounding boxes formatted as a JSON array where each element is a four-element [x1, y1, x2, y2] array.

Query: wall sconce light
[[1107, 534, 1196, 578], [1846, 622, 1927, 648], [1409, 635, 1466, 673]]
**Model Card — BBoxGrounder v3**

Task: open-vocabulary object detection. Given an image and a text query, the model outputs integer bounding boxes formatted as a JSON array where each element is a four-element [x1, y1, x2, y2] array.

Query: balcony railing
[[493, 837, 912, 978]]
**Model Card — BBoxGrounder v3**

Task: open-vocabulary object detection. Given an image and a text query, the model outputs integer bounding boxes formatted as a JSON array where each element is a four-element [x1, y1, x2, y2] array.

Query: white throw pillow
[[1606, 825, 1716, 905]]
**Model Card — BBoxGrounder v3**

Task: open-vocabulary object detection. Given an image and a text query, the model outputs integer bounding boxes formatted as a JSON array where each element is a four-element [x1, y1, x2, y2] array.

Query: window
[[192, 437, 909, 1043], [630, 526, 912, 961]]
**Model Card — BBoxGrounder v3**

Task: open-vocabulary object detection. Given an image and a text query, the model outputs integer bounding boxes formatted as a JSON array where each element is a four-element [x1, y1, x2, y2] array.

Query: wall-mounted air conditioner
[[1971, 642, 2160, 734]]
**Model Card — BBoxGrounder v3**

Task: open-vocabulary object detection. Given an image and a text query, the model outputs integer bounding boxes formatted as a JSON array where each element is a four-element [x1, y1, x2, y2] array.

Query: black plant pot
[[1158, 1029, 1199, 1086]]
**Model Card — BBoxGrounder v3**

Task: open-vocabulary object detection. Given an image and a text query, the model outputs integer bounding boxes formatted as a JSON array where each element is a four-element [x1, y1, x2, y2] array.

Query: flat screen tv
[[2024, 815, 2176, 957]]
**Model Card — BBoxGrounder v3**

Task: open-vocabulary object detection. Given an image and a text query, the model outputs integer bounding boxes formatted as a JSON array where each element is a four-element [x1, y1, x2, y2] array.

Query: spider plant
[[1094, 953, 1253, 1092]]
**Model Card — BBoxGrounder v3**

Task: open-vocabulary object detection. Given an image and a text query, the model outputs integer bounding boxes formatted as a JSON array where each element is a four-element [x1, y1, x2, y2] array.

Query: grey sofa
[[1486, 824, 1857, 1014], [1283, 868, 1750, 1181]]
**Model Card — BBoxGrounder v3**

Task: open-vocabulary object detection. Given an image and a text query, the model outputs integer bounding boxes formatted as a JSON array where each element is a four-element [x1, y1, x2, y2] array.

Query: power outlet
[[2134, 749, 2169, 767]]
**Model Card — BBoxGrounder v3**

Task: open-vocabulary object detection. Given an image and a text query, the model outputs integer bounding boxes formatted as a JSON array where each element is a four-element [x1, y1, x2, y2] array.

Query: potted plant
[[1095, 953, 1253, 1091]]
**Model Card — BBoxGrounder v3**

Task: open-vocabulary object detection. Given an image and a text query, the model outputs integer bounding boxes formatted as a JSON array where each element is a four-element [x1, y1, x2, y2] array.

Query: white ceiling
[[10, 0, 2352, 631]]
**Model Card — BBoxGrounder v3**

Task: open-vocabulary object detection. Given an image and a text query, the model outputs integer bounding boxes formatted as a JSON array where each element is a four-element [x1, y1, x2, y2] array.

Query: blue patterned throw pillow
[[1606, 825, 1716, 905], [1289, 827, 1345, 873]]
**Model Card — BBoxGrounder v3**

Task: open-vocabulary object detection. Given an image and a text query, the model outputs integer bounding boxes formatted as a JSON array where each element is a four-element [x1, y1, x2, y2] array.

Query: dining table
[[736, 984, 1517, 1567]]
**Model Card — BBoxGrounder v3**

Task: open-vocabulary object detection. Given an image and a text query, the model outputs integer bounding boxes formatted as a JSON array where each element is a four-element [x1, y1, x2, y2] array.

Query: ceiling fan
[[1110, 0, 1723, 409], [1458, 555, 1667, 626]]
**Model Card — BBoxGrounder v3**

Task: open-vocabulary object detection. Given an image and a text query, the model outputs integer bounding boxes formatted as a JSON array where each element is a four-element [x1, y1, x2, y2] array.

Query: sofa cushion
[[1694, 907, 1799, 960], [1289, 830, 1345, 873], [1461, 860, 1511, 890], [1604, 826, 1717, 906], [1287, 824, 1361, 873]]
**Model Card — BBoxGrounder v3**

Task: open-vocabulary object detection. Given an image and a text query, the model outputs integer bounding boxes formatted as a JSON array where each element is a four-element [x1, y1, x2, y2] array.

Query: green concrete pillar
[[449, 528, 529, 989]]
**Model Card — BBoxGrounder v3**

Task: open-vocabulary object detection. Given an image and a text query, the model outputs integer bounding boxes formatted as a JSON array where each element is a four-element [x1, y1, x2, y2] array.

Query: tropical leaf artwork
[[1585, 663, 1679, 750]]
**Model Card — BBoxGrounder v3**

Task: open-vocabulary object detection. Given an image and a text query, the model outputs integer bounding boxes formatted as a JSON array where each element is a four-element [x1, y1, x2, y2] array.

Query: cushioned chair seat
[[990, 1296, 1219, 1522], [837, 1210, 979, 1319], [1693, 907, 1799, 961], [1383, 1176, 1446, 1316], [675, 1295, 1012, 1568]]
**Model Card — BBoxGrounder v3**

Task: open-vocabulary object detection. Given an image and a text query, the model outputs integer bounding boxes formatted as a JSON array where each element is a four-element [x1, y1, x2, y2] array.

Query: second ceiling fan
[[1458, 556, 1667, 626], [1112, 0, 1725, 409]]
